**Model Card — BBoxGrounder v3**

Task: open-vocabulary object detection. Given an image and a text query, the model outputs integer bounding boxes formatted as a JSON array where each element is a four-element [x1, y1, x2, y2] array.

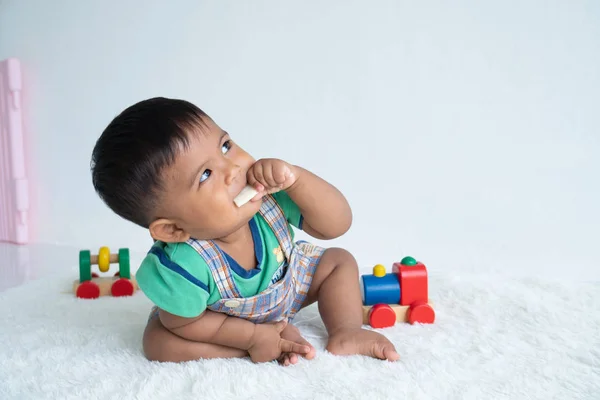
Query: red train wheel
[[407, 301, 435, 324], [76, 281, 100, 299], [369, 304, 396, 328], [111, 278, 135, 297]]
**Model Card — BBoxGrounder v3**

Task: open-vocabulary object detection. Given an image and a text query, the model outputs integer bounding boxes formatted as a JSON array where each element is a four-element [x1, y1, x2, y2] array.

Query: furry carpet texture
[[0, 269, 598, 400]]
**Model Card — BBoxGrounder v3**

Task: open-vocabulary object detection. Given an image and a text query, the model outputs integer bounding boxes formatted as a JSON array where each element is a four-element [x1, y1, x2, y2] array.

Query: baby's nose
[[224, 163, 241, 185]]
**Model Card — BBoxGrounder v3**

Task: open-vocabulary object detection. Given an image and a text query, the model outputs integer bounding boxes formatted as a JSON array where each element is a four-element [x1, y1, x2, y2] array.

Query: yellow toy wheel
[[98, 246, 110, 272]]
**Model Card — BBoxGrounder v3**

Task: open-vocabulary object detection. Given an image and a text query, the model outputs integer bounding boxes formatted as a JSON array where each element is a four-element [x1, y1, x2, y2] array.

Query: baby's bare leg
[[143, 316, 247, 362], [303, 248, 400, 361]]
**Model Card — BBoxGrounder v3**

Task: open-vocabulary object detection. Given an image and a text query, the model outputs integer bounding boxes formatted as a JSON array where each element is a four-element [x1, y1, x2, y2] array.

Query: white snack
[[234, 185, 259, 207]]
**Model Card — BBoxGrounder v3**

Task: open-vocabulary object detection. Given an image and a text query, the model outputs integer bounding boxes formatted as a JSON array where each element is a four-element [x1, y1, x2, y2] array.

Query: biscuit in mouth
[[234, 185, 258, 207]]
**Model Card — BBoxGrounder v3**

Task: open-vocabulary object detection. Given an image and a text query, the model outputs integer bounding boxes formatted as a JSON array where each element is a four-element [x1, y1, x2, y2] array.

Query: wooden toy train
[[361, 256, 435, 328], [73, 246, 139, 299]]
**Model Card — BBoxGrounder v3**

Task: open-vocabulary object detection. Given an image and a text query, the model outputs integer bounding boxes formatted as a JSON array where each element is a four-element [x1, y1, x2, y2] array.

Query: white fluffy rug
[[0, 268, 598, 400]]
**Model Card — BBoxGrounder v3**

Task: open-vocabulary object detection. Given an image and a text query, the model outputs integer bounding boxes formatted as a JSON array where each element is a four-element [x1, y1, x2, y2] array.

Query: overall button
[[224, 300, 241, 308]]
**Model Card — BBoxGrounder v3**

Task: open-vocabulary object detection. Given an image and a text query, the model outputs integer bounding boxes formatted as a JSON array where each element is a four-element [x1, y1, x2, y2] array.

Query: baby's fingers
[[246, 173, 266, 201], [261, 163, 279, 188], [248, 163, 265, 186], [280, 339, 310, 355], [273, 164, 292, 185]]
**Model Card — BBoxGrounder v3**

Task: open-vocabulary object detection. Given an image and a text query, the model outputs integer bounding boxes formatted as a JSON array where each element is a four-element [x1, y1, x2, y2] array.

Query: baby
[[91, 97, 399, 365]]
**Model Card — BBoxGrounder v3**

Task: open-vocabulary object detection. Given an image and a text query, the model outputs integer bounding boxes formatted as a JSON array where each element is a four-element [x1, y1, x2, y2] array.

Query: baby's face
[[154, 118, 261, 241]]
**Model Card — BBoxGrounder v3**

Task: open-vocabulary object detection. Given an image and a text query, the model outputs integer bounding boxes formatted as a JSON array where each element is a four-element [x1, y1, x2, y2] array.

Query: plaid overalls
[[150, 194, 325, 323]]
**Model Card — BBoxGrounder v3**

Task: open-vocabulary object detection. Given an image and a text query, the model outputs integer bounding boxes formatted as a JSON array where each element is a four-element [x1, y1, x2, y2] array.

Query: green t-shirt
[[136, 191, 303, 318]]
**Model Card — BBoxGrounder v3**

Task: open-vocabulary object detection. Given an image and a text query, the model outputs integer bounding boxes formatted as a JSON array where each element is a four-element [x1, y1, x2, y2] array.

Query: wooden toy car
[[73, 246, 138, 299]]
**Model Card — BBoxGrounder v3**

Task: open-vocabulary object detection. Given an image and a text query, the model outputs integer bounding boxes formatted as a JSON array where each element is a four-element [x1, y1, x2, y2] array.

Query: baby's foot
[[326, 328, 400, 361], [278, 323, 316, 366]]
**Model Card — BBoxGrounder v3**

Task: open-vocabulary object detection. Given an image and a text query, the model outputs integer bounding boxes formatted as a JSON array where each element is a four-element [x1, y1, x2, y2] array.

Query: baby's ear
[[149, 219, 191, 243]]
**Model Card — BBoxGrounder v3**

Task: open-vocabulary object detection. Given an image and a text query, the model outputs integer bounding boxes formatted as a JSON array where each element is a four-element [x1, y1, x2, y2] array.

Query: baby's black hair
[[91, 97, 208, 228]]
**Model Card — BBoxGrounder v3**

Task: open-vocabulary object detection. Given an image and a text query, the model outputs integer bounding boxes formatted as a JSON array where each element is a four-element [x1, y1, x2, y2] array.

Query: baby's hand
[[247, 158, 298, 198], [248, 320, 311, 363]]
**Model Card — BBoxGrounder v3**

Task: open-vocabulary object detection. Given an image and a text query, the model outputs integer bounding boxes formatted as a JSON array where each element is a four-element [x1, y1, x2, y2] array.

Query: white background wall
[[1, 0, 598, 276]]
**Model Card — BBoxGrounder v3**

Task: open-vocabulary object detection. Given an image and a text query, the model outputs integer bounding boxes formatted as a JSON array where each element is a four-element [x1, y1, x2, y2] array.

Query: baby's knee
[[323, 247, 358, 271]]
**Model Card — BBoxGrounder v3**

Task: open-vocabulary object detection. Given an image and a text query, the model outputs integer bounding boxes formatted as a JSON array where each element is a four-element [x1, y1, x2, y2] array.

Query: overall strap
[[186, 238, 243, 298], [257, 194, 294, 261]]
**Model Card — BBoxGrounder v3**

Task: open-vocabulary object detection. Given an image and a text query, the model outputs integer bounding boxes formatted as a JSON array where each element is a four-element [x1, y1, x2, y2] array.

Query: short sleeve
[[136, 242, 212, 318], [272, 190, 303, 229]]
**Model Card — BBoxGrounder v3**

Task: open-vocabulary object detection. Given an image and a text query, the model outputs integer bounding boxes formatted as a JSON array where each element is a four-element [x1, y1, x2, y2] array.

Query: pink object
[[0, 58, 29, 244]]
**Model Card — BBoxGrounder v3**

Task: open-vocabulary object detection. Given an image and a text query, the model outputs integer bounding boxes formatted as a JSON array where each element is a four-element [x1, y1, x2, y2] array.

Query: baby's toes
[[383, 345, 400, 361], [373, 341, 400, 361], [278, 354, 291, 366], [278, 352, 302, 366]]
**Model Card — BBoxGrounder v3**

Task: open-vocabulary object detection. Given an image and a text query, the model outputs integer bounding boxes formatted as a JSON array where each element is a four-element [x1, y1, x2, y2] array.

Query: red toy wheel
[[91, 272, 99, 278], [111, 278, 134, 297], [369, 304, 396, 328], [76, 281, 100, 299], [407, 301, 435, 324], [114, 271, 120, 277]]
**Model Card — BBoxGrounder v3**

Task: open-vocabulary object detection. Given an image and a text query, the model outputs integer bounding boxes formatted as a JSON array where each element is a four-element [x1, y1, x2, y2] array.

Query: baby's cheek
[[240, 152, 256, 168]]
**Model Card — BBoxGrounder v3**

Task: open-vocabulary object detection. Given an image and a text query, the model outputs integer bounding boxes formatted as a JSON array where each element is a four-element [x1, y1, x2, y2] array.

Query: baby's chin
[[235, 201, 262, 224], [234, 199, 262, 219]]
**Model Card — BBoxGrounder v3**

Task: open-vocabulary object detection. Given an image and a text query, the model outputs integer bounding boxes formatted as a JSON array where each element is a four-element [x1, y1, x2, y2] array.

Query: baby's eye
[[221, 140, 232, 154], [200, 169, 211, 183]]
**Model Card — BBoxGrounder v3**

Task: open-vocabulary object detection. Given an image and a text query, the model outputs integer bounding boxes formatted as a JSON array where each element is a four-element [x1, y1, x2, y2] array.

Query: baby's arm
[[158, 308, 310, 363], [285, 166, 352, 239], [246, 159, 352, 239]]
